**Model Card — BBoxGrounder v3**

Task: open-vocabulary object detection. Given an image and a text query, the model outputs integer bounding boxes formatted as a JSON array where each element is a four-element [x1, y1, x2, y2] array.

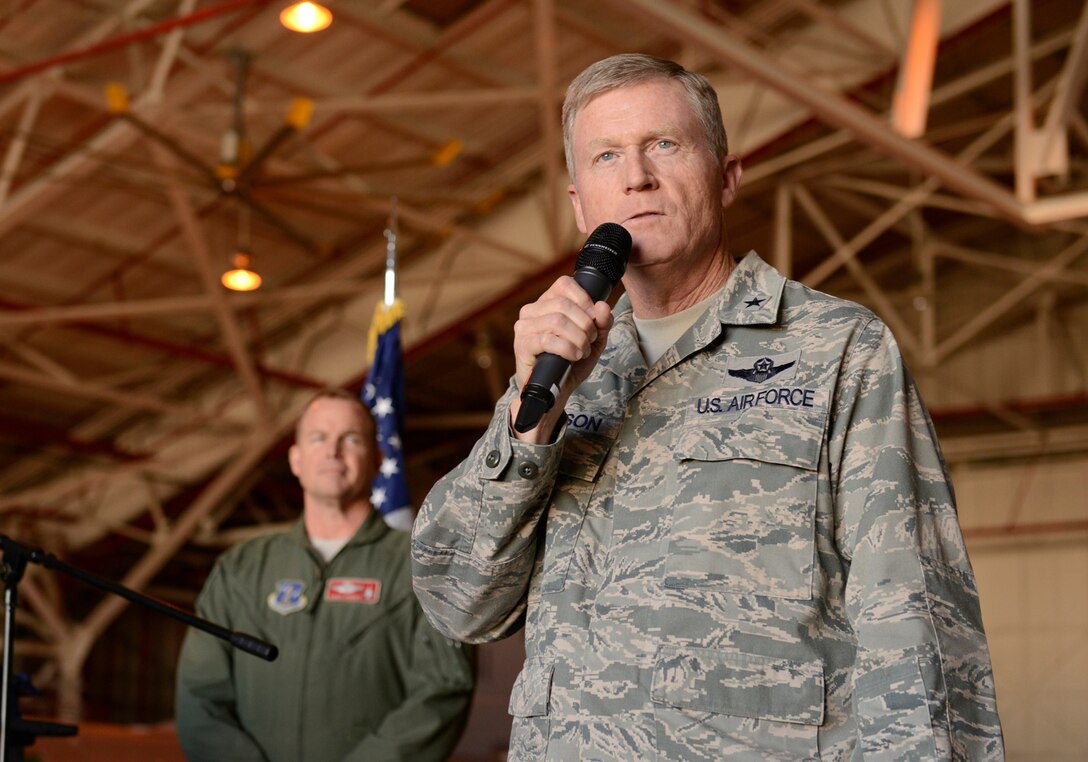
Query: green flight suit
[[176, 511, 473, 762]]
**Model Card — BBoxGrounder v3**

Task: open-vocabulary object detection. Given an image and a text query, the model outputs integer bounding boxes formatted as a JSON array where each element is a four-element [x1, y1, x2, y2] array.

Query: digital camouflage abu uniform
[[411, 252, 1003, 761], [176, 510, 473, 762]]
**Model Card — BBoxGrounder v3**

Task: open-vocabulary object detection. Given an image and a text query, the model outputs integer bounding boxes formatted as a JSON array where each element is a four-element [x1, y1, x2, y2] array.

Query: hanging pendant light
[[222, 204, 261, 291], [221, 251, 262, 291], [280, 2, 332, 33]]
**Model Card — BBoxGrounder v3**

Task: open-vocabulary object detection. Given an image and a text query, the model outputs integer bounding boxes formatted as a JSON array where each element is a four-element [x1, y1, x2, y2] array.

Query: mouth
[[624, 211, 661, 224]]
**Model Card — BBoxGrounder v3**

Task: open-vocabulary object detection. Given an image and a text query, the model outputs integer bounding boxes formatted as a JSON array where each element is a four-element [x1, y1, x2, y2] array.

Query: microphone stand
[[0, 534, 278, 762]]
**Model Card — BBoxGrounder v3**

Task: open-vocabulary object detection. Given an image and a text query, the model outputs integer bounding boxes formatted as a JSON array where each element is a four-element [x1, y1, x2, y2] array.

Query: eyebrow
[[585, 125, 683, 151]]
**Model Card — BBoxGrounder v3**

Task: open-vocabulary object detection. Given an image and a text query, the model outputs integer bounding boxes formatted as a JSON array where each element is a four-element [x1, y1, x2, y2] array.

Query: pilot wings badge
[[726, 350, 801, 385]]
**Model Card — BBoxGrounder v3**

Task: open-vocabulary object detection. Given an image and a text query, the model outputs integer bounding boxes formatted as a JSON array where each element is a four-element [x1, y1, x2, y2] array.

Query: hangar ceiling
[[0, 0, 1085, 718]]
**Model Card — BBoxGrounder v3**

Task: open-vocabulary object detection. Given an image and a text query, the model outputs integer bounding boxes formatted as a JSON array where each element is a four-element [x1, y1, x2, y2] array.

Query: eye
[[596, 150, 615, 163], [656, 139, 676, 150]]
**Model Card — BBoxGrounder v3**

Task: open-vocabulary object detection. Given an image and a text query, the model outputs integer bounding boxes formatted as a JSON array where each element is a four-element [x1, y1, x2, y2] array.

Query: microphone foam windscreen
[[577, 222, 631, 284]]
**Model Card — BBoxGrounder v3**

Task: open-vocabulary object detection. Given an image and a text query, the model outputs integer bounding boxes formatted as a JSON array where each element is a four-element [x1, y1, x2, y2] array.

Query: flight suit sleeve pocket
[[651, 646, 824, 725], [508, 657, 554, 718], [664, 408, 825, 599]]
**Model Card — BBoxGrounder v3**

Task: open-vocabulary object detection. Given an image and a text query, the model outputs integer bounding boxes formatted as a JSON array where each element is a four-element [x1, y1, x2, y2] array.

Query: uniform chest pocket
[[664, 404, 826, 600]]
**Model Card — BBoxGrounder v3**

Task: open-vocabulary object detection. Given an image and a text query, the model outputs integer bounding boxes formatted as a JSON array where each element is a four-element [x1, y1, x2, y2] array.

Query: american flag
[[363, 299, 412, 530]]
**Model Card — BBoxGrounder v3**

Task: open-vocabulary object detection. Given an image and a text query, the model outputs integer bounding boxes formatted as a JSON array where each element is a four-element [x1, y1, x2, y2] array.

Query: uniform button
[[484, 450, 501, 468], [517, 461, 538, 479]]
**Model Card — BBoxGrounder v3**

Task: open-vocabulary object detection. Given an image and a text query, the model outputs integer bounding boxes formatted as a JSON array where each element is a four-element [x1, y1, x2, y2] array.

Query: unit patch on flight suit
[[268, 580, 308, 615], [325, 578, 382, 604]]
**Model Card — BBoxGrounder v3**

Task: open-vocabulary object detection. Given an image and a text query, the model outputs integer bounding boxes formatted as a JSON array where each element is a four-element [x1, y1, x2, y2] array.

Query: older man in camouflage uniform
[[411, 54, 1004, 760]]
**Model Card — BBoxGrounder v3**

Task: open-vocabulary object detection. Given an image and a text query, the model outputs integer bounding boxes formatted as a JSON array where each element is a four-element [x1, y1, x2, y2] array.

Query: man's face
[[288, 397, 376, 506], [567, 79, 740, 272]]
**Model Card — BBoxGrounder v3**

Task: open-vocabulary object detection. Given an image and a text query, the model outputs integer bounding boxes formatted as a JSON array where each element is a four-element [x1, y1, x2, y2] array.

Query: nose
[[625, 152, 657, 192]]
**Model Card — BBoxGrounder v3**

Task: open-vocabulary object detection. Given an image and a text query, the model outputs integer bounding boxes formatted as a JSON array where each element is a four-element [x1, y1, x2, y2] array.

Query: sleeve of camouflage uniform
[[829, 318, 1004, 760], [411, 385, 562, 642], [175, 561, 269, 762], [340, 601, 475, 762]]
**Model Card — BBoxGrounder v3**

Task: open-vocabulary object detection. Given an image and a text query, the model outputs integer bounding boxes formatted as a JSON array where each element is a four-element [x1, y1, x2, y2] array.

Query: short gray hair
[[562, 54, 728, 180]]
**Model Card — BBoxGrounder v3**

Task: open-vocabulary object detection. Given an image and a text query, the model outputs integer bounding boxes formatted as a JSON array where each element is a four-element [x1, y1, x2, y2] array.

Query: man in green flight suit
[[176, 388, 473, 761], [411, 54, 1004, 760]]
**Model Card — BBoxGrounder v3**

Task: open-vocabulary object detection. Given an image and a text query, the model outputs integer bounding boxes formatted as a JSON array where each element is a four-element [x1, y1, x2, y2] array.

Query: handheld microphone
[[513, 222, 631, 433]]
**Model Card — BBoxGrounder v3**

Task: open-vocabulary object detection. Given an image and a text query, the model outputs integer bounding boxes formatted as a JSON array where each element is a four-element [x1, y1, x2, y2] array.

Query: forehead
[[574, 79, 697, 141], [297, 397, 370, 434]]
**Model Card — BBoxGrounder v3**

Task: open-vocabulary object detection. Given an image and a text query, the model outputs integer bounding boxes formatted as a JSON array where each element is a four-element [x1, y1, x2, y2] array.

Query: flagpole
[[384, 197, 397, 307], [368, 197, 412, 530]]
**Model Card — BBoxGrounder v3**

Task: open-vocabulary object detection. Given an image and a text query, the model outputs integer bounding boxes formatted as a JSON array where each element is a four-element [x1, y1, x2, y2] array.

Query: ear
[[720, 155, 743, 209], [568, 183, 588, 235], [288, 444, 301, 478]]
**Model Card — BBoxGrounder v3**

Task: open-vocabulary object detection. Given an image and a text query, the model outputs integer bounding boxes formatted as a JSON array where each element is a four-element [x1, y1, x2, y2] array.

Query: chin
[[629, 247, 680, 268]]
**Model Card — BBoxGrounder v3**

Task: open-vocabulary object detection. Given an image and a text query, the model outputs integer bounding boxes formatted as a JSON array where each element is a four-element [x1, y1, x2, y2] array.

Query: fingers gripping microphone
[[513, 222, 631, 433]]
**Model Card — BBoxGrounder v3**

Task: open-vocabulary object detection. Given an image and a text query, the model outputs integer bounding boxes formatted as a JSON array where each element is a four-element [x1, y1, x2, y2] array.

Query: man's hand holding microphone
[[510, 223, 631, 442]]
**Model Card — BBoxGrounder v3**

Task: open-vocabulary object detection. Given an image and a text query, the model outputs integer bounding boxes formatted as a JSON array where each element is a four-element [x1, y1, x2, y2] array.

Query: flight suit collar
[[289, 507, 390, 552]]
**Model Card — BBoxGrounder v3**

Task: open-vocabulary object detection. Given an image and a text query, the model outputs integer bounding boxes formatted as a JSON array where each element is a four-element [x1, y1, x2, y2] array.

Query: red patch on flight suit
[[325, 577, 381, 604]]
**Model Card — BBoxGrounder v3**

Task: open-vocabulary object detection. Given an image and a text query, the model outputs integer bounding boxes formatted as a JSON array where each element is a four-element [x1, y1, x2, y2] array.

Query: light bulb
[[280, 2, 332, 33], [221, 251, 262, 291]]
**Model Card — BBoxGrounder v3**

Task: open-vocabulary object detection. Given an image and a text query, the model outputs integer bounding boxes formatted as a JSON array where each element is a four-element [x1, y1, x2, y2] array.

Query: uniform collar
[[708, 250, 785, 328], [599, 251, 785, 378]]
